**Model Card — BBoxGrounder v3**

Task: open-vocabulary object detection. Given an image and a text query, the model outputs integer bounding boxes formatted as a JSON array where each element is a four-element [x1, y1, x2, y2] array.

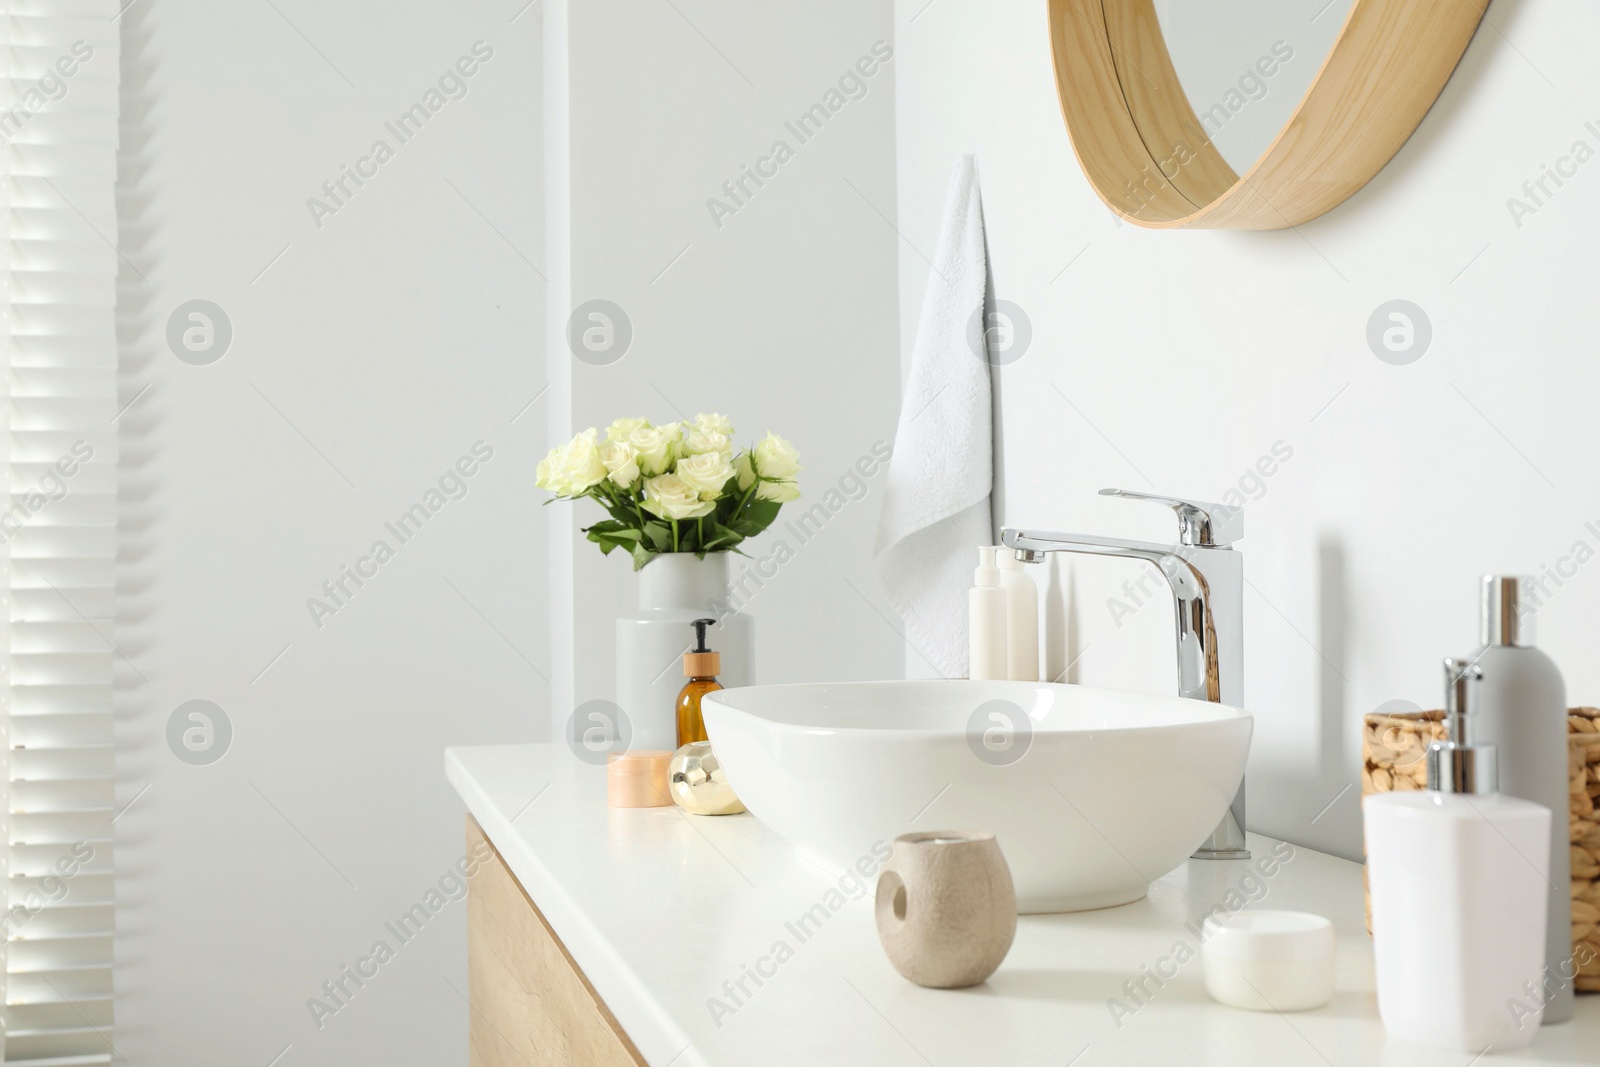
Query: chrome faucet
[[1002, 488, 1248, 859]]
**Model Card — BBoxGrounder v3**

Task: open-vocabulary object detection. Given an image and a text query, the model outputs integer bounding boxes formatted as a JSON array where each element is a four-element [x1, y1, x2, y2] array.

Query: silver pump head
[[1426, 656, 1496, 794], [1480, 575, 1535, 647]]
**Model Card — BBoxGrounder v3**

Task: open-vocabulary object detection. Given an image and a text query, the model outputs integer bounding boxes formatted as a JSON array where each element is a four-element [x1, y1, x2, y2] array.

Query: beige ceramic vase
[[874, 831, 1016, 988]]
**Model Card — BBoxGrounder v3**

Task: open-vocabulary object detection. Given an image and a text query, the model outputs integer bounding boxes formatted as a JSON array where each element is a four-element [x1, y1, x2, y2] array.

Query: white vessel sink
[[701, 680, 1252, 913]]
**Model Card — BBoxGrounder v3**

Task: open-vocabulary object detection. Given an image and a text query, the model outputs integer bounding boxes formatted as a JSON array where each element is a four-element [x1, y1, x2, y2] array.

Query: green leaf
[[700, 522, 743, 552], [584, 522, 642, 542], [742, 499, 782, 530], [630, 542, 655, 570], [642, 521, 674, 552], [586, 520, 650, 559], [600, 498, 637, 524]]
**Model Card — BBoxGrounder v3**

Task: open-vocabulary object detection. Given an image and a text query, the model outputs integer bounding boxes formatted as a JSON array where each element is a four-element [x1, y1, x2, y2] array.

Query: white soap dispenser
[[995, 547, 1039, 682], [968, 547, 1006, 680], [1472, 576, 1572, 1024], [1365, 658, 1552, 1052]]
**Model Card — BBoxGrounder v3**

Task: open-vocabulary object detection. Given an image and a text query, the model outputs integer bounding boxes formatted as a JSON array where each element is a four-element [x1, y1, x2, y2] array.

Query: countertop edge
[[446, 747, 705, 1067], [445, 744, 1597, 1066]]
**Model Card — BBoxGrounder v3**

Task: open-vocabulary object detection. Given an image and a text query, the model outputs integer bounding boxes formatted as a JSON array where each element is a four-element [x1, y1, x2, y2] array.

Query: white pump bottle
[[1365, 658, 1551, 1051], [968, 547, 1006, 680], [995, 547, 1039, 682]]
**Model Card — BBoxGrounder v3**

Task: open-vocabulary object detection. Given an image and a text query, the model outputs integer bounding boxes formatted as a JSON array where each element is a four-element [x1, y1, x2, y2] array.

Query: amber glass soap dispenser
[[676, 618, 722, 747]]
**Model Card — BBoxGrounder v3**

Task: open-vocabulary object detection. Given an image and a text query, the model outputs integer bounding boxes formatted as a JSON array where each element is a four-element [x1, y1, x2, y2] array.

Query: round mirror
[[1153, 0, 1354, 175], [1048, 0, 1489, 229]]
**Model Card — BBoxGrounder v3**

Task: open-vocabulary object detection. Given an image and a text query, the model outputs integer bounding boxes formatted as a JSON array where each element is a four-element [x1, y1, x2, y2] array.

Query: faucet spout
[[1002, 529, 1234, 705], [1001, 492, 1249, 859]]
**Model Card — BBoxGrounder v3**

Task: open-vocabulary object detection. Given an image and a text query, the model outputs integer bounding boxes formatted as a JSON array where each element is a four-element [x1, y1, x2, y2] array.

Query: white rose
[[675, 451, 734, 500], [657, 422, 684, 455], [683, 429, 732, 458], [753, 432, 801, 480], [755, 477, 800, 503], [642, 473, 715, 520], [732, 437, 800, 503], [600, 440, 640, 488], [535, 428, 607, 496], [629, 425, 675, 477], [606, 417, 651, 443], [693, 412, 734, 437]]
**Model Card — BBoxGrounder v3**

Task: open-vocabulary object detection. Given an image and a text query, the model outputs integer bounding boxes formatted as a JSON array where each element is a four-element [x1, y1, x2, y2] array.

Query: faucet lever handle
[[1099, 488, 1242, 547]]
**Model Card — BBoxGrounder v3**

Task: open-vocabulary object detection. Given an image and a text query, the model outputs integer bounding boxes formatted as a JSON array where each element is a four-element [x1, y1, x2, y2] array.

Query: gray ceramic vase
[[874, 830, 1017, 988]]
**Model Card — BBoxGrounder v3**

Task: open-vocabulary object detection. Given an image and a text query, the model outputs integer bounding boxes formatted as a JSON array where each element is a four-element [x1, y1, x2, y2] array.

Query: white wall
[[895, 0, 1600, 860], [116, 2, 544, 1063], [546, 1, 904, 719], [116, 1, 904, 1061]]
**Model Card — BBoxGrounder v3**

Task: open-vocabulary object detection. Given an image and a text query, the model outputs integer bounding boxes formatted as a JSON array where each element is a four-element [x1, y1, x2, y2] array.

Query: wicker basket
[[1361, 706, 1600, 994]]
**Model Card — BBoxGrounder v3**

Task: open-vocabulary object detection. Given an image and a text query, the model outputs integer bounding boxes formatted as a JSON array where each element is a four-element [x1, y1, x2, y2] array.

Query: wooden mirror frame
[[1048, 0, 1488, 229]]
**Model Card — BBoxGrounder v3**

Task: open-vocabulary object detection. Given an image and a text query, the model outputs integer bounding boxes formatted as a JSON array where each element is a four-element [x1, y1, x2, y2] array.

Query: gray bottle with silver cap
[[1472, 575, 1572, 1024]]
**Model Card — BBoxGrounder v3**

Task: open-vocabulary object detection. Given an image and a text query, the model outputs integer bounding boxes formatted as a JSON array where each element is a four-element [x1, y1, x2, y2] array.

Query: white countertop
[[447, 744, 1599, 1066]]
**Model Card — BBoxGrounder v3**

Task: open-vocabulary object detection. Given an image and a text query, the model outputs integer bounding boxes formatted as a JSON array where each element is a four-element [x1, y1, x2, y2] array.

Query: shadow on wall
[[1318, 0, 1526, 228], [1316, 539, 1347, 792], [1239, 537, 1362, 863], [1314, 537, 1360, 857]]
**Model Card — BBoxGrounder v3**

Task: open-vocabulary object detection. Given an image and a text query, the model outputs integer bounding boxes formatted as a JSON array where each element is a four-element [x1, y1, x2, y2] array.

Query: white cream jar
[[1201, 910, 1335, 1012]]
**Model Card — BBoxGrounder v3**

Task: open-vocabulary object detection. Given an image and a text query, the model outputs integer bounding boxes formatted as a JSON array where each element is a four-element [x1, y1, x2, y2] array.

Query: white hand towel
[[874, 156, 992, 678]]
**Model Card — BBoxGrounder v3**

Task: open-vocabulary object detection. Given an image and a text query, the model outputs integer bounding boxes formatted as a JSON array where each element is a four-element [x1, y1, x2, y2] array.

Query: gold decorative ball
[[668, 742, 746, 816]]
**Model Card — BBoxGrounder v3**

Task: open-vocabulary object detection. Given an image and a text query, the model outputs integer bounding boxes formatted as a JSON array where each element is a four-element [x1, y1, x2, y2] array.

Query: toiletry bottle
[[1472, 576, 1572, 1023], [675, 618, 722, 747], [969, 548, 1007, 680], [1365, 658, 1551, 1052], [996, 548, 1039, 682]]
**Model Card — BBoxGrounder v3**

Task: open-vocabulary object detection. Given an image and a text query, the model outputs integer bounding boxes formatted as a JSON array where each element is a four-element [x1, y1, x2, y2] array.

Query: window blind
[[1, 1, 119, 1063]]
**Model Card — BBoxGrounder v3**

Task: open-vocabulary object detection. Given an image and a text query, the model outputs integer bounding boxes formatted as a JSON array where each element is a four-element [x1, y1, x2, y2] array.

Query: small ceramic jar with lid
[[606, 750, 673, 808], [1201, 910, 1335, 1012]]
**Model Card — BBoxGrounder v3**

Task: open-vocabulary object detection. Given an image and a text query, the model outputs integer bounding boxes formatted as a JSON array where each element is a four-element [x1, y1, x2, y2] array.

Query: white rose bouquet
[[536, 414, 801, 569]]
